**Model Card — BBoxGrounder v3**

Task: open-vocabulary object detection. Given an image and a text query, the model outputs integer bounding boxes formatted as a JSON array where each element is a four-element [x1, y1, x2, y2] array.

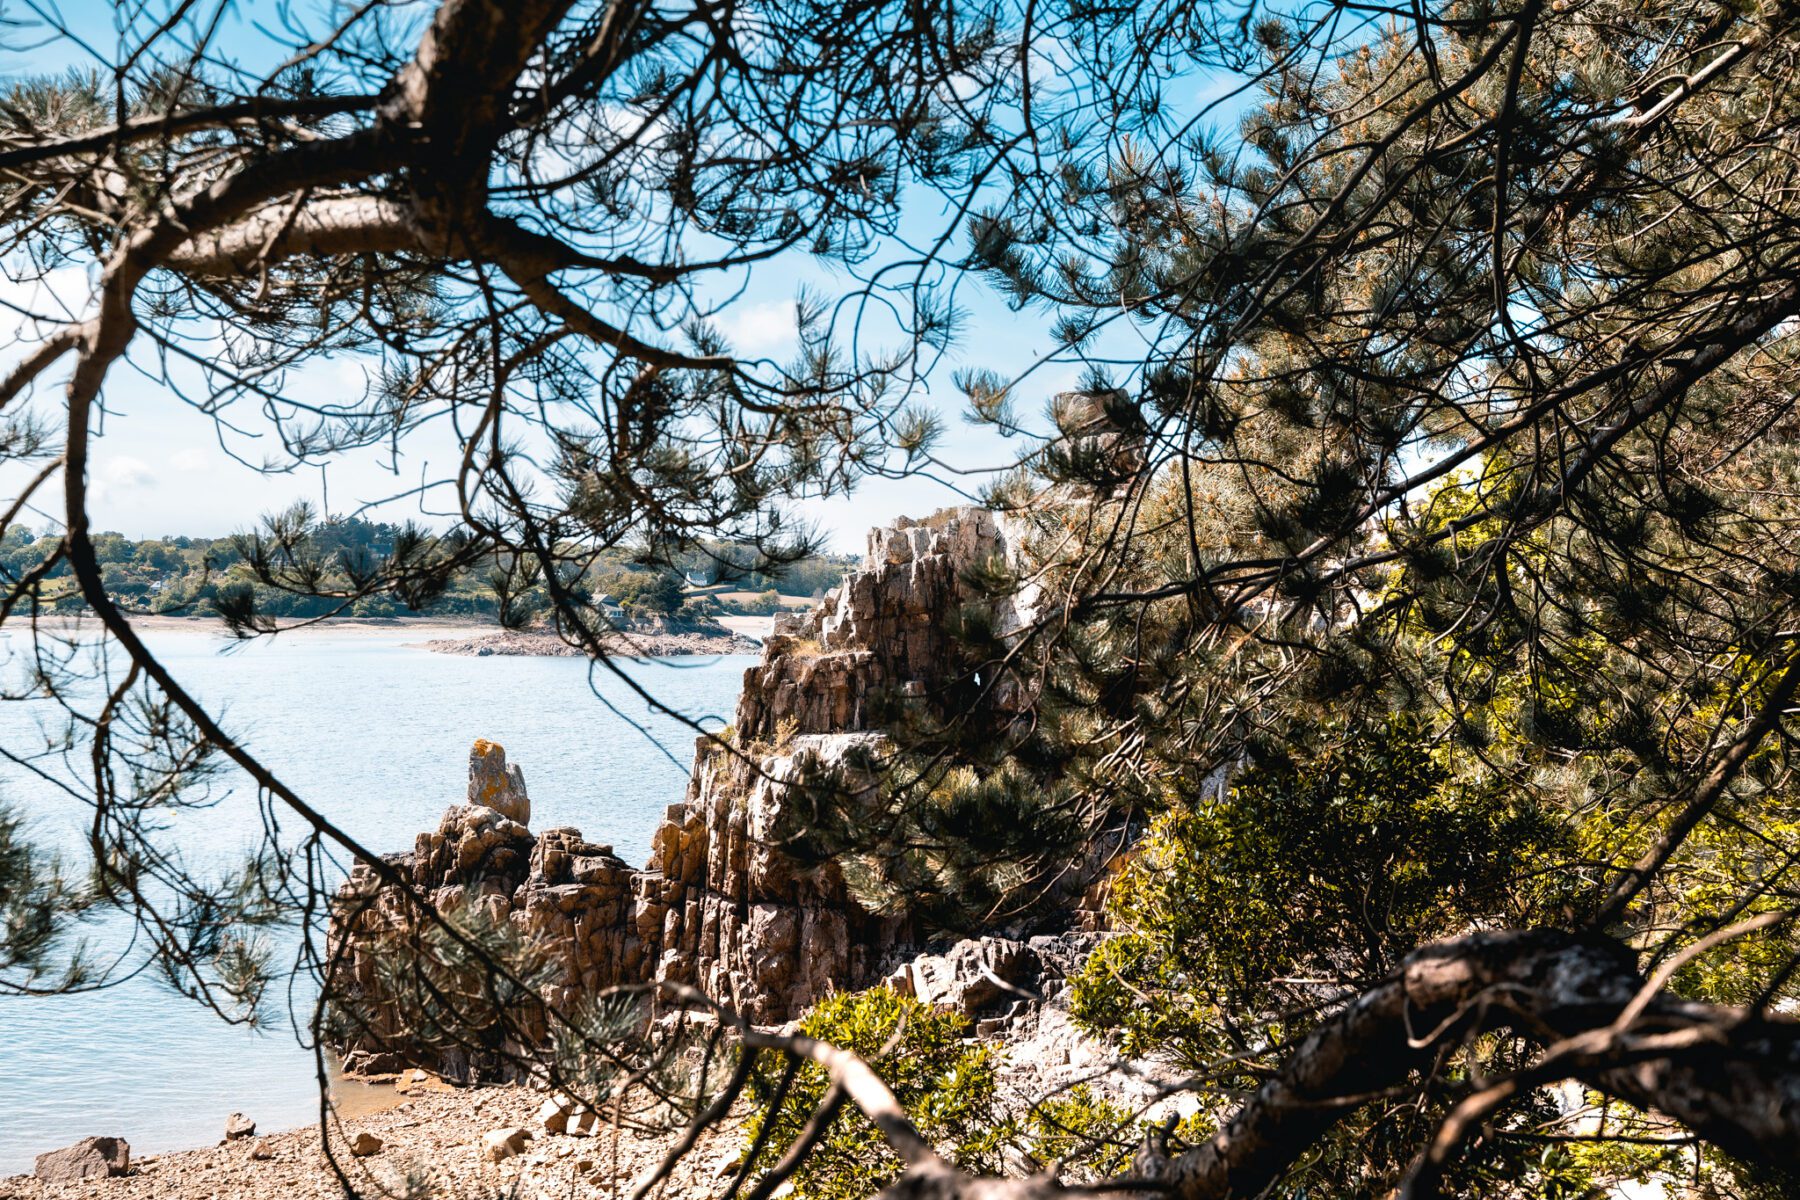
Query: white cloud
[[717, 301, 798, 356], [170, 448, 211, 472], [85, 453, 157, 512], [102, 455, 157, 490], [0, 265, 92, 331], [0, 265, 94, 402]]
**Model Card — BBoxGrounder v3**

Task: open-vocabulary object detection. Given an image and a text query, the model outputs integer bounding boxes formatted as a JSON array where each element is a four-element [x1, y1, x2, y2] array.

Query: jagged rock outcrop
[[737, 506, 1033, 742], [330, 507, 1053, 1079], [643, 730, 911, 1020]]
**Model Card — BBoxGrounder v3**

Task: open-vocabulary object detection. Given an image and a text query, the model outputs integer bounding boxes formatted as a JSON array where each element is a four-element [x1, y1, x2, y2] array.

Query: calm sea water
[[0, 625, 751, 1174]]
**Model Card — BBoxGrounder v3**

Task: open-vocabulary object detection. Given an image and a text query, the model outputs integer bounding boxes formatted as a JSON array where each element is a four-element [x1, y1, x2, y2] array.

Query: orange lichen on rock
[[466, 739, 530, 825]]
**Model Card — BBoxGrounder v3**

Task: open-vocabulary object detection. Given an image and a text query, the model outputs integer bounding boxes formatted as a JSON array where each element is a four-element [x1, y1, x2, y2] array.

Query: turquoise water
[[0, 625, 751, 1174]]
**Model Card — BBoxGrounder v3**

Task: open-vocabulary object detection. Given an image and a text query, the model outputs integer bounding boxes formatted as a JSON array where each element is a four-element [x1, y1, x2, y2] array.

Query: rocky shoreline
[[0, 1085, 744, 1200], [421, 628, 760, 657], [9, 509, 1148, 1199], [3, 974, 1171, 1200]]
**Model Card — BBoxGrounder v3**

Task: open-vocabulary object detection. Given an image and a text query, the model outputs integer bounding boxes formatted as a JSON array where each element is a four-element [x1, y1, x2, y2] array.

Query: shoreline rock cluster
[[330, 507, 1091, 1084]]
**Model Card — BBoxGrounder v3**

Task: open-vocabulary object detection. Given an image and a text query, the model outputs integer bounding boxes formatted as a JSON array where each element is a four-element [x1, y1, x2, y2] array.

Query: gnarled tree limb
[[854, 931, 1800, 1200]]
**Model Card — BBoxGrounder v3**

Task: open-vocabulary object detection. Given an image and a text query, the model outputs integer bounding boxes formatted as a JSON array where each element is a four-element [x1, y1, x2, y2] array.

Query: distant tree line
[[0, 517, 850, 623]]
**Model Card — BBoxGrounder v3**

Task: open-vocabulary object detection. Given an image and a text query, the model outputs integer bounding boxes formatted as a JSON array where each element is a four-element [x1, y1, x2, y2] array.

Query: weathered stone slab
[[34, 1137, 130, 1182]]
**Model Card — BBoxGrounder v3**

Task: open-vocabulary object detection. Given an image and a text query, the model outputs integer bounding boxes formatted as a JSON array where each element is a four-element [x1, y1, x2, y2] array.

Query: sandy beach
[[714, 614, 774, 641]]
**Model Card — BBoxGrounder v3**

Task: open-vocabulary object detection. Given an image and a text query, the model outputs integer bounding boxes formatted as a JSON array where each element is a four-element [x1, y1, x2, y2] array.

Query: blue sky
[[0, 0, 1242, 552], [0, 238, 1068, 553]]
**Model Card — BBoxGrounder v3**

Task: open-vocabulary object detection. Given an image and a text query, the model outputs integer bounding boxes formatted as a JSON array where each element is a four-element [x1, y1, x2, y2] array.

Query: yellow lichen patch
[[470, 739, 511, 805]]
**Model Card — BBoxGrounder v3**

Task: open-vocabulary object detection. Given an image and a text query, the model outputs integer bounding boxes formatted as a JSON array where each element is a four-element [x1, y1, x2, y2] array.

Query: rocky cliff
[[329, 507, 1061, 1079]]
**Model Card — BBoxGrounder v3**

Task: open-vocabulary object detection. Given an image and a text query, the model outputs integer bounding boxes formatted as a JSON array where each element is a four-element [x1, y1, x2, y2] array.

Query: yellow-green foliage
[[1071, 714, 1574, 1067], [744, 992, 1209, 1198], [1021, 1085, 1141, 1181], [743, 987, 1008, 1200]]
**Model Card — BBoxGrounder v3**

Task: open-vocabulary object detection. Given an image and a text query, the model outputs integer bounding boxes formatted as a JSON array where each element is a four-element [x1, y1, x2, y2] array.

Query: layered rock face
[[329, 507, 1040, 1078], [736, 506, 1031, 742]]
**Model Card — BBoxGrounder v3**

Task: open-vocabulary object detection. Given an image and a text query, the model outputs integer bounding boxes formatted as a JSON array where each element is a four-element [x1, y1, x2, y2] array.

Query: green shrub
[[351, 594, 399, 618], [744, 987, 1009, 1200], [1071, 714, 1573, 1067]]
